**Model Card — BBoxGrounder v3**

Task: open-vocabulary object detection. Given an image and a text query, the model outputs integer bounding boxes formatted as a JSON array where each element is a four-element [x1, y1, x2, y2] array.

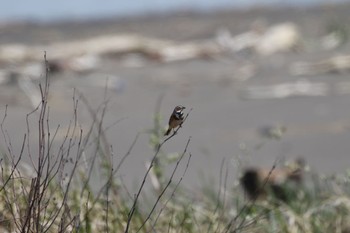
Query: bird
[[240, 158, 305, 201], [164, 105, 186, 136]]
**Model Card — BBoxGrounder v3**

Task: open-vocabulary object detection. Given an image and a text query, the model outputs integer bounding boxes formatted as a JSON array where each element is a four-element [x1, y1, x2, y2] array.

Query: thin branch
[[151, 152, 192, 231], [136, 137, 192, 232]]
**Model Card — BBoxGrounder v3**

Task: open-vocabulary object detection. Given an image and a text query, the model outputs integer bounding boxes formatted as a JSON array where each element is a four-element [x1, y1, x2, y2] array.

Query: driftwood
[[0, 34, 221, 64], [290, 55, 350, 76], [217, 22, 301, 55], [240, 79, 328, 100], [0, 22, 302, 85], [0, 22, 301, 66]]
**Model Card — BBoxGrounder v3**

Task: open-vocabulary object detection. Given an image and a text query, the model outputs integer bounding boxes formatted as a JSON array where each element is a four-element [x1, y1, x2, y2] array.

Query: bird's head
[[174, 105, 186, 112]]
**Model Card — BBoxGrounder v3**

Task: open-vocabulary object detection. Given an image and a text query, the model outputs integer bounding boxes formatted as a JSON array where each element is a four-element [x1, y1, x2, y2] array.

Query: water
[[1, 0, 348, 22]]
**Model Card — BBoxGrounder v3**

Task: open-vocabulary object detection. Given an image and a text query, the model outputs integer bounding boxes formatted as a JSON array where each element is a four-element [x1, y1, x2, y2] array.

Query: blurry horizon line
[[0, 0, 348, 23]]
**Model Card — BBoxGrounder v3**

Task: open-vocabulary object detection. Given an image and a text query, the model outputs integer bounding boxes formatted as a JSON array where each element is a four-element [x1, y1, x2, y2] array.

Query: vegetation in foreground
[[0, 56, 350, 233]]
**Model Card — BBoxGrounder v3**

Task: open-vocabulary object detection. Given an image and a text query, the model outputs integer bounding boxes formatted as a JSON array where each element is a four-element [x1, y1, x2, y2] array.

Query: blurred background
[[1, 0, 350, 192], [1, 0, 347, 22]]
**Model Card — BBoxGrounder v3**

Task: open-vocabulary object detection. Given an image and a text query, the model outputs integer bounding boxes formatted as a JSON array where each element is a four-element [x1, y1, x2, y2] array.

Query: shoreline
[[1, 2, 350, 44]]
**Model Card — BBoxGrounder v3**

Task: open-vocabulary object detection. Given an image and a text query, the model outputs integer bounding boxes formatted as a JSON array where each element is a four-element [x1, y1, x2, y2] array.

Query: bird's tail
[[164, 128, 171, 136]]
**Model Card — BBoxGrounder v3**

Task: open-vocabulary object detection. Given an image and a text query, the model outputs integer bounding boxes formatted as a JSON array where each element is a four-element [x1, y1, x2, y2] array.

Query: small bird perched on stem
[[164, 105, 186, 136]]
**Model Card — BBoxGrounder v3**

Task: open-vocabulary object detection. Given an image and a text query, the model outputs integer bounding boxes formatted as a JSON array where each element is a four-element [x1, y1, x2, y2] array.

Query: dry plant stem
[[0, 105, 18, 163], [49, 109, 83, 232], [234, 209, 269, 232], [0, 137, 25, 193], [114, 133, 140, 175], [0, 133, 26, 231], [81, 133, 140, 222], [103, 116, 128, 133], [120, 175, 133, 201], [104, 145, 114, 233], [206, 158, 226, 233], [20, 52, 50, 233], [0, 105, 26, 198], [2, 52, 82, 233], [223, 161, 277, 233], [167, 211, 175, 233], [76, 106, 137, 226], [1, 173, 19, 230], [214, 161, 229, 233], [55, 95, 80, 185], [136, 138, 192, 233], [81, 96, 110, 193], [79, 92, 112, 163], [151, 153, 192, 231], [26, 103, 41, 172], [77, 91, 116, 203], [0, 105, 11, 160], [105, 144, 114, 233], [124, 108, 192, 233], [216, 158, 226, 211], [179, 213, 187, 233], [45, 129, 83, 232]]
